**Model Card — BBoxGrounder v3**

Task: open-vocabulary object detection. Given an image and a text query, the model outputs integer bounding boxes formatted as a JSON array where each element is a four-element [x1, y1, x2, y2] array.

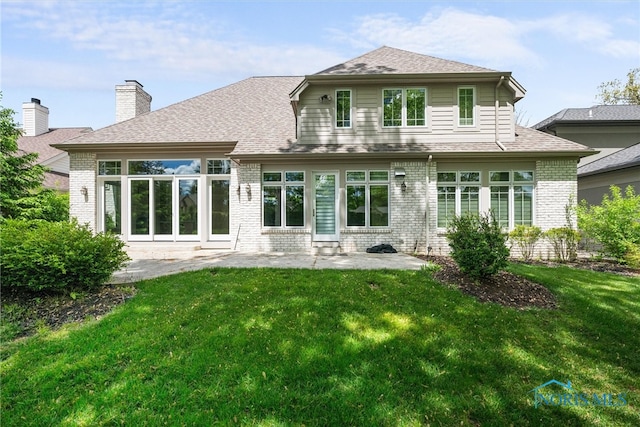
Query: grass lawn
[[1, 265, 639, 426]]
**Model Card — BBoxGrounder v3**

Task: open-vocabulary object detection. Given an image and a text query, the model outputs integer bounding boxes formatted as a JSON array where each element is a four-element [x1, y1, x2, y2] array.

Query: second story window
[[335, 90, 351, 128], [458, 86, 475, 126], [383, 88, 426, 127]]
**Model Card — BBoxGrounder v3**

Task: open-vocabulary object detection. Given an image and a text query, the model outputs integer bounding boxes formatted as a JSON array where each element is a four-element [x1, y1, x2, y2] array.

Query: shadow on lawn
[[2, 267, 639, 426]]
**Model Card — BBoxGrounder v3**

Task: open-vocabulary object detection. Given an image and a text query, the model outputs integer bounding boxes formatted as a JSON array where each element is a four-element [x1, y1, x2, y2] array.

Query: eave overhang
[[52, 141, 238, 154]]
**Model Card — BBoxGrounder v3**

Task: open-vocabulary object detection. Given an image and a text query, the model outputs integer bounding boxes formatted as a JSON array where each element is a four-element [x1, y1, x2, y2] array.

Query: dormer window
[[335, 89, 351, 128], [382, 88, 426, 127]]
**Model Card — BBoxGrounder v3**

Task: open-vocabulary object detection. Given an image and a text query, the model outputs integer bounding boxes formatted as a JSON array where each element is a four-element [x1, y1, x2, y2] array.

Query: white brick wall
[[69, 152, 97, 230], [115, 81, 152, 123]]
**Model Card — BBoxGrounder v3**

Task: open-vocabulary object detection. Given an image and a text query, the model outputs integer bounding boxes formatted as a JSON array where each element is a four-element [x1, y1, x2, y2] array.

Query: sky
[[2, 0, 639, 131]]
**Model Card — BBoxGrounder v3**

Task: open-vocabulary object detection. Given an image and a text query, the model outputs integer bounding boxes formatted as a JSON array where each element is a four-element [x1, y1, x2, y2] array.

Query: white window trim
[[261, 171, 306, 229], [334, 89, 353, 130], [457, 86, 477, 129], [489, 170, 535, 229], [345, 169, 390, 228], [381, 88, 428, 129], [436, 171, 481, 229]]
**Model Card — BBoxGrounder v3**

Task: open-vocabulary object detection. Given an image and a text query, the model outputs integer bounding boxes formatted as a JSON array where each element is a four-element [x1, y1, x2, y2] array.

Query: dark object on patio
[[366, 244, 397, 254]]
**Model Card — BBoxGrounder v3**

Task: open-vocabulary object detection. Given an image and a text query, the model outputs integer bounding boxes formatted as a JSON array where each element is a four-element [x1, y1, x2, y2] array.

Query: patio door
[[313, 172, 339, 242], [209, 177, 230, 240]]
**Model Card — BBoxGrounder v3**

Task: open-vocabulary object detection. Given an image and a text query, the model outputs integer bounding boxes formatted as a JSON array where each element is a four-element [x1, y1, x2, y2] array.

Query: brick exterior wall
[[69, 152, 97, 230], [115, 81, 152, 123]]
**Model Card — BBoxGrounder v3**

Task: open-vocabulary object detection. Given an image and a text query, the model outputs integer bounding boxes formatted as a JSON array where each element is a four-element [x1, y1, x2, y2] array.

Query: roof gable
[[315, 46, 496, 75]]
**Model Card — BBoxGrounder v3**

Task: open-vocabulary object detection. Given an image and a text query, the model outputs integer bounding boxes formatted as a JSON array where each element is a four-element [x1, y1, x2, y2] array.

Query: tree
[[0, 97, 67, 221], [596, 68, 640, 105]]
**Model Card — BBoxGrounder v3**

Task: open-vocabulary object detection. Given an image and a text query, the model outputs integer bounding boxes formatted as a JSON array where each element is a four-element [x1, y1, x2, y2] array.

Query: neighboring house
[[17, 98, 92, 191], [54, 46, 594, 255], [576, 142, 640, 205], [533, 105, 640, 166]]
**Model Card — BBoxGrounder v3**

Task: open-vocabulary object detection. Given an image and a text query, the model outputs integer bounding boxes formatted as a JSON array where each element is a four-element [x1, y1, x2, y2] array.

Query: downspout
[[495, 76, 507, 151], [425, 154, 432, 256]]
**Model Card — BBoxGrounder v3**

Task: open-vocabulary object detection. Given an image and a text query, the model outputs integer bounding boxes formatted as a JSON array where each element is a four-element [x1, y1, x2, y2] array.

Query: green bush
[[545, 227, 580, 262], [0, 219, 129, 292], [509, 225, 543, 261], [446, 212, 509, 280], [14, 190, 69, 222], [578, 185, 640, 265]]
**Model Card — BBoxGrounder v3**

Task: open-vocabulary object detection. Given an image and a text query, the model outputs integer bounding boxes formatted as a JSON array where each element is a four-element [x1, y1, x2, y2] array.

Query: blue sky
[[2, 0, 639, 130]]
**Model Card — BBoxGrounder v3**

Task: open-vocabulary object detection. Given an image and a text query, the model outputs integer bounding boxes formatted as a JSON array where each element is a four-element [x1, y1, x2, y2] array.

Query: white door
[[313, 172, 339, 242]]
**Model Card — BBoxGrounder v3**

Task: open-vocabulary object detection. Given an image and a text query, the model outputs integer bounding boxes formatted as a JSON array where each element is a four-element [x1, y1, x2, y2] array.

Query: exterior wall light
[[245, 183, 252, 198], [401, 181, 407, 192]]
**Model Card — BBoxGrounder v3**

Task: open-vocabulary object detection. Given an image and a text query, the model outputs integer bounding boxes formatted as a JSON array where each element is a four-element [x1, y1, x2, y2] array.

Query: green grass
[[1, 265, 639, 426]]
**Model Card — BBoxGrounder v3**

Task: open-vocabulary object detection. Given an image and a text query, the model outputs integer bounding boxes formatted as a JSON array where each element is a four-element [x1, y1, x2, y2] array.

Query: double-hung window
[[346, 171, 389, 227], [437, 171, 480, 228], [383, 88, 426, 127], [490, 171, 534, 228], [335, 89, 351, 128], [458, 86, 476, 126], [262, 171, 305, 227]]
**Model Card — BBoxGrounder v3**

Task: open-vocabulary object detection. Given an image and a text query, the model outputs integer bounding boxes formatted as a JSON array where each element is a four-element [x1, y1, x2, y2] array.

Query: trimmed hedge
[[1, 219, 129, 292]]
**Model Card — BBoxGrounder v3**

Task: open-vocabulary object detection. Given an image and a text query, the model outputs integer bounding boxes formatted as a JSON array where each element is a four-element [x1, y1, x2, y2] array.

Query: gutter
[[495, 76, 506, 151]]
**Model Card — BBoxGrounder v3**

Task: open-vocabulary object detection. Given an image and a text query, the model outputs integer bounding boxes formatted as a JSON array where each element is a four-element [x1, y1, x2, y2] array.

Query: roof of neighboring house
[[315, 46, 496, 75], [43, 171, 69, 191], [577, 142, 640, 177], [18, 127, 92, 164], [533, 105, 640, 131]]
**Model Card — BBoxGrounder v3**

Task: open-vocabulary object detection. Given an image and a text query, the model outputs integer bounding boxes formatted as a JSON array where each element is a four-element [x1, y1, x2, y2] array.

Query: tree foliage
[[509, 225, 542, 261], [0, 98, 68, 221], [596, 68, 640, 105], [446, 211, 509, 280], [578, 185, 640, 265]]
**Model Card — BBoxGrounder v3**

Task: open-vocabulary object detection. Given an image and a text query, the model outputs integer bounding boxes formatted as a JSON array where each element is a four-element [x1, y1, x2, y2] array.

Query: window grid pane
[[285, 171, 304, 182], [383, 89, 402, 127], [99, 161, 121, 176], [346, 171, 366, 182], [285, 185, 304, 227], [438, 186, 456, 228], [406, 89, 426, 126], [263, 172, 282, 182], [346, 185, 366, 226], [207, 160, 231, 175], [369, 171, 389, 181], [336, 90, 351, 128], [370, 185, 389, 227], [514, 185, 533, 226], [459, 88, 474, 126], [460, 186, 480, 216], [491, 186, 510, 227], [263, 186, 281, 226]]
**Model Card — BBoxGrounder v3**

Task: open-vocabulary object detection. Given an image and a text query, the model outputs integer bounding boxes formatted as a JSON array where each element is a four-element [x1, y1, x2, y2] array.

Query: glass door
[[313, 172, 339, 242], [209, 178, 230, 240], [129, 178, 152, 241]]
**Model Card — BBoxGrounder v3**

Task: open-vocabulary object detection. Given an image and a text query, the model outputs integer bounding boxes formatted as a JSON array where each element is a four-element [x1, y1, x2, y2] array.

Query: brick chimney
[[115, 80, 152, 123], [22, 98, 49, 136]]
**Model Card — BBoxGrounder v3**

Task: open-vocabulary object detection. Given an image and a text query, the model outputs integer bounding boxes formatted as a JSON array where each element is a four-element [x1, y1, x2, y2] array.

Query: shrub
[[446, 212, 509, 280], [545, 227, 580, 262], [509, 225, 543, 261], [578, 185, 640, 265], [0, 219, 130, 292]]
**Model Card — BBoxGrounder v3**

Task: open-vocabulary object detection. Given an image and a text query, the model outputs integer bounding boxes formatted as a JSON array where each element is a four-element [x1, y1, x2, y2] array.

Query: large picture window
[[346, 170, 389, 227], [437, 171, 480, 228], [383, 88, 426, 127], [262, 171, 305, 227]]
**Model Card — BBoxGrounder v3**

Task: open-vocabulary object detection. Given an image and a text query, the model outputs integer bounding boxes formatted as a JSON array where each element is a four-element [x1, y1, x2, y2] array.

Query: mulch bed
[[416, 255, 639, 311]]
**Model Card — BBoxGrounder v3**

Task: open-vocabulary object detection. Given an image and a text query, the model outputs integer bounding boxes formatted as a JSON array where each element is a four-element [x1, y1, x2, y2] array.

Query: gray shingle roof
[[315, 46, 496, 75], [534, 105, 640, 130], [58, 76, 305, 147], [578, 142, 640, 177], [18, 127, 92, 162]]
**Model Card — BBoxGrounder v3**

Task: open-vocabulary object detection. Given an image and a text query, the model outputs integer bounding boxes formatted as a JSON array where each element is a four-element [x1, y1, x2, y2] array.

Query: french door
[[128, 177, 199, 241]]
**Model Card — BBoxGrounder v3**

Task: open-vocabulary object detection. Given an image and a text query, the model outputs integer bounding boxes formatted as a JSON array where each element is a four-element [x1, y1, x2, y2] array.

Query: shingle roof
[[315, 46, 496, 75], [577, 142, 640, 177], [18, 127, 92, 162], [58, 76, 304, 148], [534, 105, 640, 130]]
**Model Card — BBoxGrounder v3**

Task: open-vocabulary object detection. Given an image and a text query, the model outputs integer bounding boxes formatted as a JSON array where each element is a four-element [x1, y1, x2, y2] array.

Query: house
[[576, 142, 640, 205], [533, 105, 640, 166], [54, 46, 594, 255], [17, 98, 92, 191], [534, 104, 640, 205]]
